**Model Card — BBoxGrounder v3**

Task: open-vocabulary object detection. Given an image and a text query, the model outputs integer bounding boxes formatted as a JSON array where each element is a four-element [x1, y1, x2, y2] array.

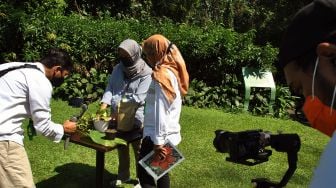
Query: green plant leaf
[[89, 130, 127, 147]]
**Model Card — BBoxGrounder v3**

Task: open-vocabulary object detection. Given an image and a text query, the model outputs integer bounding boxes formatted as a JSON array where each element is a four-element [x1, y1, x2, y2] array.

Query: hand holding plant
[[94, 108, 112, 121], [93, 108, 112, 132]]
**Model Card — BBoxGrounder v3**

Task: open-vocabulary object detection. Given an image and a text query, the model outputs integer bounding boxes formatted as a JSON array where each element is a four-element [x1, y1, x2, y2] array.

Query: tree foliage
[[0, 0, 308, 117]]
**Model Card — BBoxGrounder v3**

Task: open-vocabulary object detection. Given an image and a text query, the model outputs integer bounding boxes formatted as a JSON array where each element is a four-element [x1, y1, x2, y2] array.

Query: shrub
[[53, 68, 109, 103], [16, 13, 287, 116], [0, 3, 26, 62], [184, 77, 244, 111], [20, 14, 278, 76], [185, 78, 297, 118]]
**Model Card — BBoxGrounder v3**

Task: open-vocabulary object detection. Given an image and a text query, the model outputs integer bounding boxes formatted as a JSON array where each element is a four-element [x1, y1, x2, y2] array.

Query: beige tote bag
[[117, 100, 139, 132]]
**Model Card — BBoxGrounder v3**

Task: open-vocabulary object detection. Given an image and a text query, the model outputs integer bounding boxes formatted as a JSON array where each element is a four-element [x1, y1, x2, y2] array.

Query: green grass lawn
[[24, 100, 329, 188]]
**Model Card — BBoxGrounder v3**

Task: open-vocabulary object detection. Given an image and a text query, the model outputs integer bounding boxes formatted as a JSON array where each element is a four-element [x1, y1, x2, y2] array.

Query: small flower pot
[[105, 129, 117, 140], [93, 120, 109, 133]]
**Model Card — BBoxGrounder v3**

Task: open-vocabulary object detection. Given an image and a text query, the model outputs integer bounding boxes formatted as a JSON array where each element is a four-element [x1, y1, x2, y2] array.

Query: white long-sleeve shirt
[[309, 132, 336, 188], [143, 69, 182, 146], [0, 62, 64, 146]]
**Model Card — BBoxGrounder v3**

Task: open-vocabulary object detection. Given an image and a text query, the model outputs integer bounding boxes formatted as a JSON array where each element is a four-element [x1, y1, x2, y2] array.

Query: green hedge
[[1, 12, 295, 117], [20, 14, 278, 79]]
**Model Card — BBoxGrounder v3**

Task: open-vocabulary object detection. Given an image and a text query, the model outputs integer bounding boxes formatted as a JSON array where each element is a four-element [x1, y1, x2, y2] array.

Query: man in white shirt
[[0, 48, 77, 188]]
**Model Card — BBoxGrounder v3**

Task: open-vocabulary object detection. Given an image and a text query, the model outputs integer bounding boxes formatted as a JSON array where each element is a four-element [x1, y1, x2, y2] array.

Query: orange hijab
[[142, 34, 189, 104]]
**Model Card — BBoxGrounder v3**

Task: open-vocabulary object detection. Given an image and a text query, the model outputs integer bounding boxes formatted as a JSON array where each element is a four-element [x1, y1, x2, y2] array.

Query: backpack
[[0, 63, 41, 78]]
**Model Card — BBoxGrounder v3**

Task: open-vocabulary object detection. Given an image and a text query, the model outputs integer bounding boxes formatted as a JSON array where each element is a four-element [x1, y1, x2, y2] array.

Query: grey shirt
[[101, 63, 152, 127]]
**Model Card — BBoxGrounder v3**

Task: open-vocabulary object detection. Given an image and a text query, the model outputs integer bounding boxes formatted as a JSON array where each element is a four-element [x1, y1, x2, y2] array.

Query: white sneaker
[[110, 178, 131, 187], [133, 178, 141, 188], [133, 183, 142, 188], [113, 180, 123, 187]]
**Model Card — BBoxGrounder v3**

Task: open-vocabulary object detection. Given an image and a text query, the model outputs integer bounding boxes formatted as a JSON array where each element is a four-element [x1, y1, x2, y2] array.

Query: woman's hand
[[154, 144, 168, 161]]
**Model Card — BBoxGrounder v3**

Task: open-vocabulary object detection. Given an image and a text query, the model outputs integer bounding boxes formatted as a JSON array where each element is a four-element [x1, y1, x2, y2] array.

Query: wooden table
[[69, 132, 117, 188], [69, 130, 142, 188]]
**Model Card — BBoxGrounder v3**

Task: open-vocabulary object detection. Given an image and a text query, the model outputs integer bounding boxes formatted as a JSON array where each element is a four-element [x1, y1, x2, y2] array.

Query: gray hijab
[[118, 39, 152, 79]]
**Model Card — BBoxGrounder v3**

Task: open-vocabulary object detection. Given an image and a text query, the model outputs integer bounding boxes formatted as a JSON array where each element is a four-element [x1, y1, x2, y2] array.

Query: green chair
[[242, 67, 276, 114]]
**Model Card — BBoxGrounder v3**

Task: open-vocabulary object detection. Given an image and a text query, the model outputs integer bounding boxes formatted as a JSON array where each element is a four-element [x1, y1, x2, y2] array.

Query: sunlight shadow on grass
[[36, 162, 116, 188]]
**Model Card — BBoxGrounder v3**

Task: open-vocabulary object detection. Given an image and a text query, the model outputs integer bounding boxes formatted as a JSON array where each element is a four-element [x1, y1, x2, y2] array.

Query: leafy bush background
[[0, 0, 304, 118]]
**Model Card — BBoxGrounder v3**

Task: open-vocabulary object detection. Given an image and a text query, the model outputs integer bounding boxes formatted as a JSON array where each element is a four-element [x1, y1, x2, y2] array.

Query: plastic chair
[[242, 67, 276, 114]]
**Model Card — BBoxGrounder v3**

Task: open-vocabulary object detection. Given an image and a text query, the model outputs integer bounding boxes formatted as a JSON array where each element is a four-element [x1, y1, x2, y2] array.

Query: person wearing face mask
[[0, 48, 77, 188], [100, 39, 152, 187], [138, 34, 189, 188], [279, 0, 336, 187]]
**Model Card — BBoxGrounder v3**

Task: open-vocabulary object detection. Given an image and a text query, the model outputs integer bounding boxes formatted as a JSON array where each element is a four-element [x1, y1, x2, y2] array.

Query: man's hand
[[63, 120, 77, 134], [154, 144, 168, 161]]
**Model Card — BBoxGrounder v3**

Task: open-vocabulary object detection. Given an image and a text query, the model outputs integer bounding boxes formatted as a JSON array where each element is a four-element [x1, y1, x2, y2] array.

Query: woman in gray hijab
[[100, 39, 152, 187]]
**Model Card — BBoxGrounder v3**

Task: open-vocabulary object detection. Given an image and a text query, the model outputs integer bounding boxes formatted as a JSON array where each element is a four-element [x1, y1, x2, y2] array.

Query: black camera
[[213, 129, 272, 165], [213, 129, 301, 188]]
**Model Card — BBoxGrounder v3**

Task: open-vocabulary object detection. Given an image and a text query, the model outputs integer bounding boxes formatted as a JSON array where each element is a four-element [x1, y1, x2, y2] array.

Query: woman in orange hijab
[[138, 34, 189, 188]]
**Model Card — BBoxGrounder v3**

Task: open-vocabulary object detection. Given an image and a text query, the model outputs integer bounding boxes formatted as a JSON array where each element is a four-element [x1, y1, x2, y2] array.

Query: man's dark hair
[[295, 34, 336, 71], [295, 48, 317, 71], [279, 0, 336, 69], [40, 48, 73, 71]]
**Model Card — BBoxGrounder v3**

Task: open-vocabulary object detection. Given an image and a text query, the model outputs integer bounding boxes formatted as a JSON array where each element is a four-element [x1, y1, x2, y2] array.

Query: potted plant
[[93, 108, 112, 133]]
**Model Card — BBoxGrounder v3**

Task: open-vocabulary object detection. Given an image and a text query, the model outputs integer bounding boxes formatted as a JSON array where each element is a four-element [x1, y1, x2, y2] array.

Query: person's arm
[[152, 84, 170, 160], [152, 80, 171, 145], [28, 75, 71, 143], [152, 71, 181, 159], [310, 133, 336, 187], [101, 72, 115, 107], [132, 74, 152, 104], [101, 65, 123, 112]]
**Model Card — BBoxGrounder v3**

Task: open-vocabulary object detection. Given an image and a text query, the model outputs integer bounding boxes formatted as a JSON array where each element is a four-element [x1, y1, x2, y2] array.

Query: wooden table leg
[[96, 151, 105, 188]]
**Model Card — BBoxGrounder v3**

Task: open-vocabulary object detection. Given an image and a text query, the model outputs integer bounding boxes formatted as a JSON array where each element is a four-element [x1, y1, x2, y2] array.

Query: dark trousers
[[137, 137, 170, 188]]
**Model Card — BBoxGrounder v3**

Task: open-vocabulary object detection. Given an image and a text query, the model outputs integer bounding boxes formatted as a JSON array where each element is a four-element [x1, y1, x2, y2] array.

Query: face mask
[[120, 58, 134, 67], [51, 77, 65, 87], [303, 96, 336, 136], [302, 58, 336, 136]]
